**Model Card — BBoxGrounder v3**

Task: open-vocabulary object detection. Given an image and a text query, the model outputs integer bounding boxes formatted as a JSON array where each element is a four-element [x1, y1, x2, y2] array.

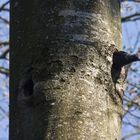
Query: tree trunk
[[10, 0, 122, 140]]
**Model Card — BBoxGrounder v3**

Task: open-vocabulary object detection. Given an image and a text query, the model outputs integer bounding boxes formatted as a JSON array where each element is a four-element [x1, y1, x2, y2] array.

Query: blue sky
[[0, 0, 9, 140], [121, 1, 140, 140]]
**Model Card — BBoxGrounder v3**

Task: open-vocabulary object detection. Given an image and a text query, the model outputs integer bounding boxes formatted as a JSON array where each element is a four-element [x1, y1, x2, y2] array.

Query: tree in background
[[10, 0, 122, 140]]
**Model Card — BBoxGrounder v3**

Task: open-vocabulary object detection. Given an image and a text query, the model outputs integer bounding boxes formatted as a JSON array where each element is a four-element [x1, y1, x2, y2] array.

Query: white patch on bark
[[99, 0, 105, 6], [69, 34, 104, 44], [70, 34, 91, 42], [59, 10, 101, 21], [106, 56, 112, 63], [79, 78, 93, 87], [69, 34, 111, 45]]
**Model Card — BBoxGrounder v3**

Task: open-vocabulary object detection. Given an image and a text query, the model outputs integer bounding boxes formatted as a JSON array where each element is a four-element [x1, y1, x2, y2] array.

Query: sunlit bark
[[10, 0, 122, 140]]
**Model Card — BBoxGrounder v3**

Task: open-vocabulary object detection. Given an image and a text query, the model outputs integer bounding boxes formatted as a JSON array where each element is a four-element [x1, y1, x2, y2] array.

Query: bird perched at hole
[[111, 48, 140, 84]]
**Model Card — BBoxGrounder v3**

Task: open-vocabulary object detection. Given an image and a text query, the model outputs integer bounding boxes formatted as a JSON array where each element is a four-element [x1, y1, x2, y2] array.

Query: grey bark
[[10, 0, 122, 140]]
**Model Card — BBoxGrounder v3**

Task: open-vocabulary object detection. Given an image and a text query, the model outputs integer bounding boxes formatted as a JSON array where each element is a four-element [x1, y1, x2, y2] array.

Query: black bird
[[111, 49, 140, 84]]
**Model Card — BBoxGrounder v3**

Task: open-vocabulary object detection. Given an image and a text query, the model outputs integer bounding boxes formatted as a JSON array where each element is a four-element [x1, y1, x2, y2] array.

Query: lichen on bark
[[10, 0, 122, 140]]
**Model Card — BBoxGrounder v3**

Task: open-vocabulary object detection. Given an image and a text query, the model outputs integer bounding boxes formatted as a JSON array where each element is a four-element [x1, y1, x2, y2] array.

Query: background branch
[[0, 1, 9, 12], [122, 13, 140, 22]]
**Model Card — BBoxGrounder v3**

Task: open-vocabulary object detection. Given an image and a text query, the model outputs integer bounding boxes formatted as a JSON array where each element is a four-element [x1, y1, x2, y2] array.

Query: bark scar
[[18, 67, 34, 107]]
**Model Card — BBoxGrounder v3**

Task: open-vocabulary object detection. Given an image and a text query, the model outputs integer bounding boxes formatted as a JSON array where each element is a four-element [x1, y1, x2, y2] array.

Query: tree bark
[[10, 0, 122, 140]]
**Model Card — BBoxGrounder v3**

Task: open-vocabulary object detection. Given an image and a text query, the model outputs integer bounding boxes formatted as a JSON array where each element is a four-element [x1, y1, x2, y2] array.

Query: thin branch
[[122, 13, 140, 22], [0, 106, 8, 117], [122, 132, 140, 140], [121, 0, 140, 2], [1, 8, 9, 12], [123, 108, 140, 120], [0, 1, 10, 12], [122, 17, 140, 22], [0, 41, 9, 47], [123, 121, 140, 130], [0, 16, 9, 24], [128, 111, 140, 120], [126, 81, 140, 92], [134, 31, 140, 47], [0, 49, 9, 59], [123, 97, 140, 109], [0, 67, 9, 75]]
